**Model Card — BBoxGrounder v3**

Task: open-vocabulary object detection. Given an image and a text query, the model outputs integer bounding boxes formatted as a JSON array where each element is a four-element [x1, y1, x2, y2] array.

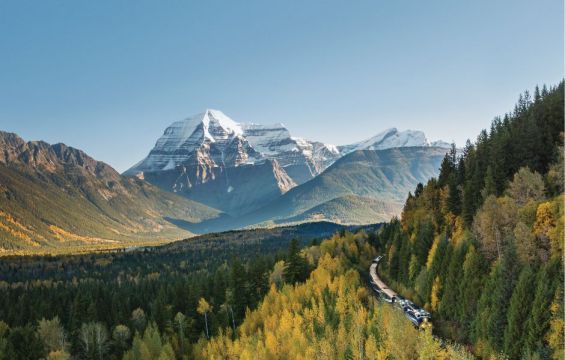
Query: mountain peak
[[338, 127, 448, 154], [0, 131, 25, 149], [201, 109, 243, 138], [125, 110, 340, 180]]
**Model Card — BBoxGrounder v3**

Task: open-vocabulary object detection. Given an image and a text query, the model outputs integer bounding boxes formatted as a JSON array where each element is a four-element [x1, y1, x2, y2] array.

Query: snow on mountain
[[430, 140, 452, 148], [125, 110, 254, 174], [124, 110, 449, 185], [153, 109, 241, 153], [125, 110, 340, 183], [339, 128, 450, 154], [241, 122, 294, 156]]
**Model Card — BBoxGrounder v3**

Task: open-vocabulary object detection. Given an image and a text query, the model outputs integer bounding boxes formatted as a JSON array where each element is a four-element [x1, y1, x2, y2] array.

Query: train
[[370, 256, 431, 327]]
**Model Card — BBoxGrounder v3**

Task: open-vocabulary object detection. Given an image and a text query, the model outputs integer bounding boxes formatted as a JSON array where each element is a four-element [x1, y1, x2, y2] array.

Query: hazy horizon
[[1, 0, 563, 172]]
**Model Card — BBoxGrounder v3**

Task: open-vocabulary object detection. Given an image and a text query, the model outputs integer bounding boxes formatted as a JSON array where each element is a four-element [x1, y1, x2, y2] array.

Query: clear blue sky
[[1, 0, 563, 172]]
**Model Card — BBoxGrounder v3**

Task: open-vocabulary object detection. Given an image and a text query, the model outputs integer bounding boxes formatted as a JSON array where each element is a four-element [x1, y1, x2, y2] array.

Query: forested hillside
[[193, 232, 473, 359], [0, 232, 304, 359], [373, 82, 564, 359]]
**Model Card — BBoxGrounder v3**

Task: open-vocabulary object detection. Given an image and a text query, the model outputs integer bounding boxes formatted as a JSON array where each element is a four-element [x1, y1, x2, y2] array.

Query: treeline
[[373, 82, 564, 359]]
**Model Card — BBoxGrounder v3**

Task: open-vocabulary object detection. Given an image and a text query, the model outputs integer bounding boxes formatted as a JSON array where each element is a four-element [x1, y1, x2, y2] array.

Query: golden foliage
[[194, 233, 473, 360], [48, 225, 117, 244], [430, 277, 442, 312], [197, 298, 212, 315], [426, 237, 440, 270], [0, 210, 39, 246], [534, 196, 564, 259], [473, 195, 518, 261], [547, 288, 565, 360]]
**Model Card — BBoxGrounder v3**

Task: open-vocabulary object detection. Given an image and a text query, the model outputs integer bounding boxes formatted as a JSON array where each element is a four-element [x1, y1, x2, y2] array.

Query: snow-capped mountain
[[338, 128, 450, 154], [126, 110, 449, 180], [125, 110, 342, 215], [124, 110, 450, 216], [126, 110, 257, 173], [125, 109, 341, 184]]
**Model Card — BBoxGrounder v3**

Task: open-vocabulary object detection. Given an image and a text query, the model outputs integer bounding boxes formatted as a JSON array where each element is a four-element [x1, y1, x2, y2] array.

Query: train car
[[369, 257, 431, 327]]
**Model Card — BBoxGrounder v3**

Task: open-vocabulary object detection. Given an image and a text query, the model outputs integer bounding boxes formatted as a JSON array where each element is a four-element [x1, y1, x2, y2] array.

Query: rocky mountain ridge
[[124, 110, 449, 215], [0, 131, 219, 253]]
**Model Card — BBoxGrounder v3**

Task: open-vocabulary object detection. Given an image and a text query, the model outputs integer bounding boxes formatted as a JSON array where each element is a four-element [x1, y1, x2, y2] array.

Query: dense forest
[[374, 82, 564, 359], [0, 230, 476, 359], [0, 222, 358, 359], [194, 231, 473, 359], [0, 246, 278, 359]]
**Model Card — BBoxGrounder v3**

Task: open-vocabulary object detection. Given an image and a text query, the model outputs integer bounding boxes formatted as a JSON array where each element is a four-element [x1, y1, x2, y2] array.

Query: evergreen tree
[[5, 325, 44, 360], [283, 239, 309, 284], [485, 244, 519, 352], [438, 145, 457, 187], [414, 220, 434, 268], [472, 260, 500, 347], [423, 237, 448, 303], [524, 258, 562, 354], [482, 165, 497, 199], [503, 265, 536, 358], [447, 173, 462, 215], [457, 245, 487, 340], [227, 259, 249, 321], [415, 183, 424, 197], [438, 243, 468, 319]]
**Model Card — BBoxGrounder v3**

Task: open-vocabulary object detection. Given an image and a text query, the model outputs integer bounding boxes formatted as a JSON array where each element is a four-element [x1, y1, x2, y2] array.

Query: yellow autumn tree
[[197, 298, 212, 339], [430, 276, 442, 312]]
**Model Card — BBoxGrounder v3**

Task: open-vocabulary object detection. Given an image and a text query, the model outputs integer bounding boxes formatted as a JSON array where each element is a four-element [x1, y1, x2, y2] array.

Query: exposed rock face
[[0, 131, 125, 194], [141, 159, 296, 216], [124, 110, 340, 215], [124, 110, 340, 186], [124, 109, 450, 216], [0, 131, 220, 252], [240, 123, 340, 183]]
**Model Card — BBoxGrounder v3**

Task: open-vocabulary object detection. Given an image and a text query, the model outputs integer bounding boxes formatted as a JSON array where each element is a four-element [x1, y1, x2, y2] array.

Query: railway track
[[369, 256, 431, 327]]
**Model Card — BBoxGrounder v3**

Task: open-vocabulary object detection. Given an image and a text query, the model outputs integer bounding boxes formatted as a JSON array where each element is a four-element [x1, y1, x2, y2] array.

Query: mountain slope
[[142, 158, 296, 216], [276, 195, 404, 225], [0, 131, 219, 254], [243, 147, 447, 224]]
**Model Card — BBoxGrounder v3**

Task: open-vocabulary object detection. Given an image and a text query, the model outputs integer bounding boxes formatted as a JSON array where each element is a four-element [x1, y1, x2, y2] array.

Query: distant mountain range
[[125, 109, 449, 216], [244, 147, 448, 226], [0, 110, 450, 253]]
